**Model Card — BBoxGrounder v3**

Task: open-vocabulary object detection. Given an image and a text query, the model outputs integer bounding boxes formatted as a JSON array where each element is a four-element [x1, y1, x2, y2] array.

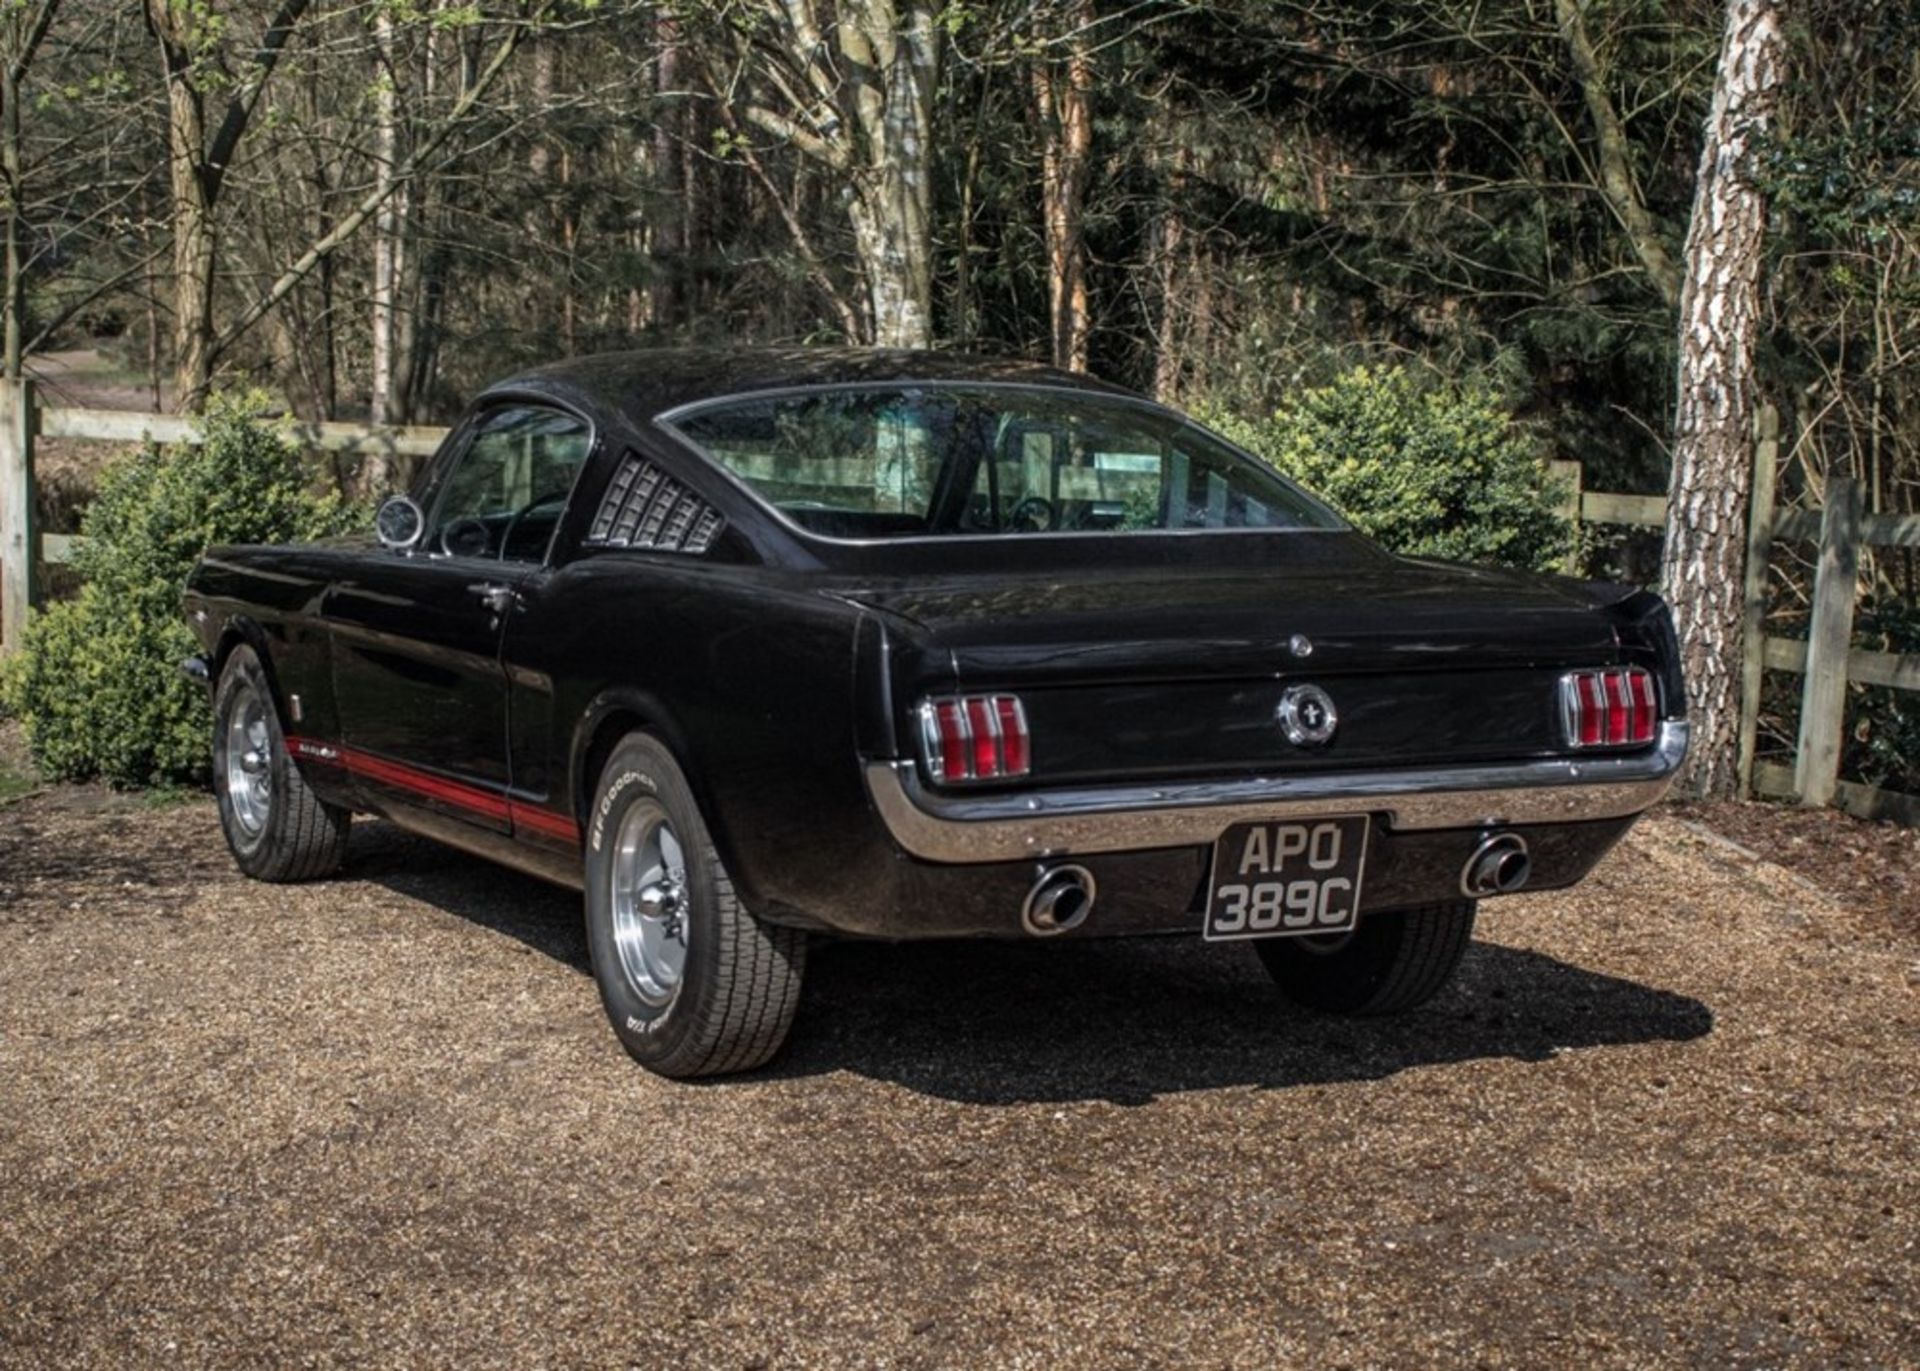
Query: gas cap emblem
[[1277, 684, 1338, 747]]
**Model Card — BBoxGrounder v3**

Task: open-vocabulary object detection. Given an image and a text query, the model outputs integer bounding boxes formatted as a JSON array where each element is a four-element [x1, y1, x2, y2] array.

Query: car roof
[[478, 346, 1137, 425]]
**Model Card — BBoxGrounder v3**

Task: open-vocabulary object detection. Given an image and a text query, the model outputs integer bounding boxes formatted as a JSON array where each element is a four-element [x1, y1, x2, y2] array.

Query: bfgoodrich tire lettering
[[212, 644, 350, 882], [1254, 900, 1477, 1015], [583, 733, 806, 1078]]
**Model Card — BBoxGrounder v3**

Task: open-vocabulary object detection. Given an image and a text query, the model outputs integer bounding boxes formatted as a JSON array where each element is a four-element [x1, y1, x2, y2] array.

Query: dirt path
[[0, 793, 1914, 1367]]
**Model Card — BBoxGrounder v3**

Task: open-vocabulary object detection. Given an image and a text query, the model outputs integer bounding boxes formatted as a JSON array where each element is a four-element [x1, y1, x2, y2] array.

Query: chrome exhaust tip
[[1022, 864, 1096, 936], [1462, 832, 1531, 897]]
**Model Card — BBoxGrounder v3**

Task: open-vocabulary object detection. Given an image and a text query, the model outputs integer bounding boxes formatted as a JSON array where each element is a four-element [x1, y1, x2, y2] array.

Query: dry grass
[[0, 788, 1914, 1368]]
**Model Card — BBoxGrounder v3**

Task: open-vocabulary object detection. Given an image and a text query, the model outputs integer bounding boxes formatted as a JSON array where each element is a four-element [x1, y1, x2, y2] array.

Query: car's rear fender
[[567, 684, 703, 851]]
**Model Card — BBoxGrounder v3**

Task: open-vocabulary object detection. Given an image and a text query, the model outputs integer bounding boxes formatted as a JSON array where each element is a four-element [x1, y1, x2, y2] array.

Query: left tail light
[[918, 694, 1030, 783], [1561, 666, 1658, 748]]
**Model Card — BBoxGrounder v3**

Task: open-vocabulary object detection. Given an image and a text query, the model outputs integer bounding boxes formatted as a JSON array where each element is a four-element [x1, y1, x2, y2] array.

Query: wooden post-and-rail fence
[[3, 380, 1917, 822], [0, 378, 445, 659]]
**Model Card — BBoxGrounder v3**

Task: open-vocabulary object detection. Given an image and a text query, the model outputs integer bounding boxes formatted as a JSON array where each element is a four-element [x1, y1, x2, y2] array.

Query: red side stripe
[[285, 736, 578, 847], [509, 804, 581, 844]]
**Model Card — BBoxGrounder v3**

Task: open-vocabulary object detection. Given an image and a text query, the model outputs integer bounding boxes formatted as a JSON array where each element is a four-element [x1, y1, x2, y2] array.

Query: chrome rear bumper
[[865, 721, 1688, 864]]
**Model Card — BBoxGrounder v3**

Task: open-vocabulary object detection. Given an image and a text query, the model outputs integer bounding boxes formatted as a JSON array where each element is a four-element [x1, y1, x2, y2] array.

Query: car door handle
[[468, 582, 517, 615]]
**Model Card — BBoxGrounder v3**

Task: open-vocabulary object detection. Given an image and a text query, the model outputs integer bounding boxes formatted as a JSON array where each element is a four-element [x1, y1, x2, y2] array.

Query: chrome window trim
[[864, 721, 1688, 863], [650, 380, 1348, 550]]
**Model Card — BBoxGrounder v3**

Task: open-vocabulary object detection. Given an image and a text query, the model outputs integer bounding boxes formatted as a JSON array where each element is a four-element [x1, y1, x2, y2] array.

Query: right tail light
[[1560, 667, 1657, 748]]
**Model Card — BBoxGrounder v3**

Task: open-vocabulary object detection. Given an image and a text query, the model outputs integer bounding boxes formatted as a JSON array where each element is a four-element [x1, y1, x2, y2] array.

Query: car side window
[[428, 405, 593, 562]]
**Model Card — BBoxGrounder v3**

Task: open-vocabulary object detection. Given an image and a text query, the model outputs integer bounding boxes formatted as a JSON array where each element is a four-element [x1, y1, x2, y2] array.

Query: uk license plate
[[1203, 816, 1370, 941]]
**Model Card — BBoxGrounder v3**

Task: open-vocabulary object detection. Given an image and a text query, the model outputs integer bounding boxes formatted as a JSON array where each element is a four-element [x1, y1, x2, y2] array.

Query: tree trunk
[[1554, 0, 1684, 309], [1151, 129, 1190, 401], [735, 1, 939, 349], [145, 0, 313, 409], [161, 71, 216, 406], [1032, 2, 1094, 372], [2, 59, 22, 379], [847, 3, 937, 349], [4, 0, 61, 380], [1151, 201, 1184, 400], [1661, 0, 1786, 799], [648, 19, 683, 330], [370, 7, 400, 435], [847, 188, 930, 348]]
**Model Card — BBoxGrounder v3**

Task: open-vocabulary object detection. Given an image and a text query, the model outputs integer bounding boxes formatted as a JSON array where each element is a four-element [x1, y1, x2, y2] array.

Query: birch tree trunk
[[369, 7, 400, 435], [1661, 0, 1786, 799], [841, 2, 936, 348], [727, 0, 939, 348]]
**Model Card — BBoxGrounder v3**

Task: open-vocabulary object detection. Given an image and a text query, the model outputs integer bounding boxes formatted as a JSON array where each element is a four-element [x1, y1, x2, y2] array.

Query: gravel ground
[[1, 790, 1915, 1368]]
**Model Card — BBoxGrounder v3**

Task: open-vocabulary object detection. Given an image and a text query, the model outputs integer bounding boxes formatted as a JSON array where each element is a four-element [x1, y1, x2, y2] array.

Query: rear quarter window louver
[[586, 455, 724, 554]]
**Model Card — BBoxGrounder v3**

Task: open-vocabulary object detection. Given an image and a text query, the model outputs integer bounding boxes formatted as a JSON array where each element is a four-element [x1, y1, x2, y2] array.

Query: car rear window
[[660, 385, 1343, 540]]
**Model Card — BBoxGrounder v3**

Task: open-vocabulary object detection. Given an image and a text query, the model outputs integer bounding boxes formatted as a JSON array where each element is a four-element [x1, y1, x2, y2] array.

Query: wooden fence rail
[[0, 380, 448, 626], [3, 380, 1916, 823]]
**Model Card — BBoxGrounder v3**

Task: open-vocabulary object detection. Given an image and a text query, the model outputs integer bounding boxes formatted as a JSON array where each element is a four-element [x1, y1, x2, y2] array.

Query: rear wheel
[[1254, 901, 1476, 1015], [583, 733, 806, 1078], [212, 644, 349, 882]]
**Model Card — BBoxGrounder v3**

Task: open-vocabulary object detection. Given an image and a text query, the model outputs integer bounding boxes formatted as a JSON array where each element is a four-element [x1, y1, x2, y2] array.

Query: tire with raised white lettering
[[1254, 900, 1476, 1015], [212, 644, 350, 882], [583, 732, 807, 1078]]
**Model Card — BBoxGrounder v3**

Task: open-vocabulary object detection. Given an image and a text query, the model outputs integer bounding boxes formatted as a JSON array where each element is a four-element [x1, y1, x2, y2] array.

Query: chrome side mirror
[[375, 495, 425, 552]]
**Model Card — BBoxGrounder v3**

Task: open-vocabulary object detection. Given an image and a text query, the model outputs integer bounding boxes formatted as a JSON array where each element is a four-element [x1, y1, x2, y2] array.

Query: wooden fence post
[[0, 378, 37, 657], [1548, 457, 1583, 575], [1736, 403, 1779, 794], [1793, 476, 1863, 807]]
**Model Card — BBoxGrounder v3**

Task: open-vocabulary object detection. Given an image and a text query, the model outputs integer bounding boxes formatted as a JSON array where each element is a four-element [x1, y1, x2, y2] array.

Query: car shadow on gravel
[[776, 938, 1714, 1105], [351, 824, 1714, 1108]]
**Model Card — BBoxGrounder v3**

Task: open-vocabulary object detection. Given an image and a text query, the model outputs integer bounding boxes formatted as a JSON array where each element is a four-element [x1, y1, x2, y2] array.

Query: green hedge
[[1, 393, 361, 787], [1199, 365, 1574, 572]]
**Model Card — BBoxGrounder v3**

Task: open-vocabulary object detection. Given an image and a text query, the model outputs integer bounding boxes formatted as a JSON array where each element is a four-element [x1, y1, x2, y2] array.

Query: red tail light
[[1561, 667, 1657, 749], [919, 694, 1030, 783]]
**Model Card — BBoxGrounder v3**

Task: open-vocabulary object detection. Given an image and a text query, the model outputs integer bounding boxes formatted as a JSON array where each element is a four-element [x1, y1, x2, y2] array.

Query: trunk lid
[[836, 538, 1641, 784]]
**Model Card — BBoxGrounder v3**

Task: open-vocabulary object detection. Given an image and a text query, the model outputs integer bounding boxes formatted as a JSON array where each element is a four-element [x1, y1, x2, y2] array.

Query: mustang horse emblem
[[1277, 684, 1338, 747]]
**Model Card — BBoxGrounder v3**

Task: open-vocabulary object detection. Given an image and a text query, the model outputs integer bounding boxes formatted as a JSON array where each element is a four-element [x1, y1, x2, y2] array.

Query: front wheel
[[1254, 901, 1476, 1015], [583, 733, 806, 1078], [211, 644, 350, 882]]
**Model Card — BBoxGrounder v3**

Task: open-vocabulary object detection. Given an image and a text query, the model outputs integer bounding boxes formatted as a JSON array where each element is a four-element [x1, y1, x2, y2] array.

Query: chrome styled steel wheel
[[585, 732, 807, 1077], [608, 798, 690, 1007], [210, 644, 349, 882], [223, 679, 273, 837]]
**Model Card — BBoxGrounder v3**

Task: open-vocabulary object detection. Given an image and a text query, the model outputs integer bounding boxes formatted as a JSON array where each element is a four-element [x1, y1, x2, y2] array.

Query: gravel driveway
[[1, 791, 1914, 1367]]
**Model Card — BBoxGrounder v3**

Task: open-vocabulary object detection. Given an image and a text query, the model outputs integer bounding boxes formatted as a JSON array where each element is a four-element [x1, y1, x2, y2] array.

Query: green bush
[[1198, 366, 1574, 571], [1, 393, 361, 787]]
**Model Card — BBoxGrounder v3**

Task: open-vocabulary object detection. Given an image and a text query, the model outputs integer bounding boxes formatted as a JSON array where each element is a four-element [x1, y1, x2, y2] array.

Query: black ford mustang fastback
[[183, 348, 1687, 1078]]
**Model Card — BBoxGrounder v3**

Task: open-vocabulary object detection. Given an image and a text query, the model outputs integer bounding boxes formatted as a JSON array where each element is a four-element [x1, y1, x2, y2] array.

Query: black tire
[[212, 644, 350, 882], [1254, 901, 1476, 1015], [583, 733, 806, 1078]]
